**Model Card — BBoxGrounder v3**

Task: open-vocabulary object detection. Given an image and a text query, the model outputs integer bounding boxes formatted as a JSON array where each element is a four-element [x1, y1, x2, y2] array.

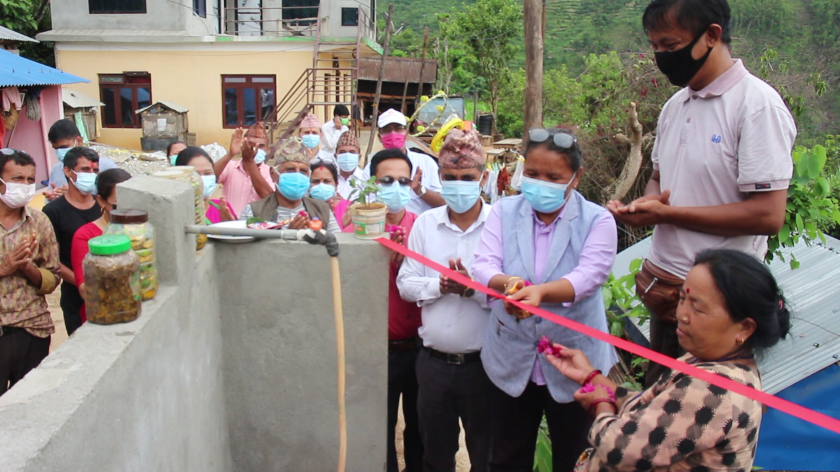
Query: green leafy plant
[[767, 145, 840, 269], [348, 176, 381, 207], [602, 258, 650, 336], [533, 417, 551, 472]]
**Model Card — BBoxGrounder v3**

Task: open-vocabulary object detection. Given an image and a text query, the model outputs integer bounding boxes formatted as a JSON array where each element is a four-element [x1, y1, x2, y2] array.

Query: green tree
[[453, 0, 521, 135], [0, 0, 54, 65]]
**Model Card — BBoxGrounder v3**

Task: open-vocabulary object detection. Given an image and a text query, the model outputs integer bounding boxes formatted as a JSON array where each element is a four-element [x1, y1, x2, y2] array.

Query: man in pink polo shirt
[[608, 0, 795, 386], [214, 124, 276, 217]]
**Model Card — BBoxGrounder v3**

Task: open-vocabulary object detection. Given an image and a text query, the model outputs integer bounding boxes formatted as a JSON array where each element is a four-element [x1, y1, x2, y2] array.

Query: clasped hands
[[606, 189, 672, 227], [0, 233, 38, 278]]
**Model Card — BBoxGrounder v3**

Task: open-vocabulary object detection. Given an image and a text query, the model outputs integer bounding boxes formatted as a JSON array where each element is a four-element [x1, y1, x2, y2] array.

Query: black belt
[[425, 347, 481, 365], [388, 336, 422, 351], [0, 326, 25, 338]]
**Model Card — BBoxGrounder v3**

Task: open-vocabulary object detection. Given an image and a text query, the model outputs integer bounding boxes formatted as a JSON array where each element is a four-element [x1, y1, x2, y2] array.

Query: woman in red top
[[71, 168, 132, 324]]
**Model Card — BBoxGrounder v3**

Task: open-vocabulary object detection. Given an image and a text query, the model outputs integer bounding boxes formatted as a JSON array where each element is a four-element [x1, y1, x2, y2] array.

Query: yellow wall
[[55, 49, 313, 150]]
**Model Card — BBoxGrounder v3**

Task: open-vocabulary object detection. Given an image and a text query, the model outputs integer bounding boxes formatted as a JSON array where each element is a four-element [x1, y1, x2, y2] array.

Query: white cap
[[377, 108, 407, 128]]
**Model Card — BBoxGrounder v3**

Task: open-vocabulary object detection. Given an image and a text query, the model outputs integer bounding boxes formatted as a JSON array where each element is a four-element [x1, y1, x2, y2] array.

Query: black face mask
[[654, 31, 713, 87]]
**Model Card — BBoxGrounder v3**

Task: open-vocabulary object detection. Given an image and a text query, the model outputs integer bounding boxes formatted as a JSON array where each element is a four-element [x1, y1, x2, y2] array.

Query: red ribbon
[[377, 236, 840, 435]]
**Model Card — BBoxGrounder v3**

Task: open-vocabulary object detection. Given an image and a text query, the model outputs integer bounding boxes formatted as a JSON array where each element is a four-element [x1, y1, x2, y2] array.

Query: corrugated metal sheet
[[136, 101, 189, 114], [358, 56, 438, 84], [0, 49, 88, 87], [613, 235, 840, 395], [0, 26, 38, 43], [63, 89, 104, 108]]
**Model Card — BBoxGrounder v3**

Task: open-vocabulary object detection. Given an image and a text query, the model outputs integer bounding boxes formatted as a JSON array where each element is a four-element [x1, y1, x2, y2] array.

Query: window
[[89, 0, 146, 14], [99, 73, 152, 128], [341, 8, 358, 27], [222, 75, 276, 128], [282, 0, 318, 26], [193, 0, 206, 18]]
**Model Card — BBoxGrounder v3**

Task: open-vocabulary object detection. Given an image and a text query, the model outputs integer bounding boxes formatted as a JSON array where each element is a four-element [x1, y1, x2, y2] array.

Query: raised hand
[[230, 128, 244, 157], [217, 196, 234, 222], [411, 168, 424, 194], [241, 138, 257, 163]]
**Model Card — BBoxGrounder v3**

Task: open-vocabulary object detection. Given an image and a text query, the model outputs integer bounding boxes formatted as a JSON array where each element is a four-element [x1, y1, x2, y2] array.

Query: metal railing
[[222, 4, 375, 40], [266, 67, 356, 141], [223, 6, 318, 37]]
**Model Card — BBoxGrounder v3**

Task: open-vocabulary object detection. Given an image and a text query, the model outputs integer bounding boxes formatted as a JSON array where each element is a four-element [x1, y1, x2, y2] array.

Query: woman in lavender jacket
[[472, 128, 619, 472]]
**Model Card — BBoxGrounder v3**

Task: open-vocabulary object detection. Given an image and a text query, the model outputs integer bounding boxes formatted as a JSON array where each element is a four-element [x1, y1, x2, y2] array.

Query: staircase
[[266, 4, 377, 143]]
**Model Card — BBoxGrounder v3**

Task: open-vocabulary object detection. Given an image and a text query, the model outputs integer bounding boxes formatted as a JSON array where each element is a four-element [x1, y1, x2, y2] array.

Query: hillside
[[382, 0, 840, 139]]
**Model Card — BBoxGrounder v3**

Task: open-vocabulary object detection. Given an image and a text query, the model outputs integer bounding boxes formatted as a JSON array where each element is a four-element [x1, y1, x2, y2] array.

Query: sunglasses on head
[[0, 148, 27, 156], [528, 129, 577, 150], [376, 176, 412, 186]]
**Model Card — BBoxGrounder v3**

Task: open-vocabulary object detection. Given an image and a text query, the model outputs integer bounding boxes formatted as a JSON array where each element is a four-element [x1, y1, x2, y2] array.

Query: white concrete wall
[[0, 176, 389, 471], [217, 234, 389, 471], [0, 177, 231, 472]]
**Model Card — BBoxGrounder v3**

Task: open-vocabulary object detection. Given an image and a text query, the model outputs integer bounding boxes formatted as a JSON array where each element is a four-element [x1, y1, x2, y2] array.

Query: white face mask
[[0, 177, 36, 209]]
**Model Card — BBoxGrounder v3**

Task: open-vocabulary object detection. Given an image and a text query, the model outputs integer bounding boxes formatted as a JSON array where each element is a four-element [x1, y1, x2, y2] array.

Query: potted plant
[[346, 176, 388, 240]]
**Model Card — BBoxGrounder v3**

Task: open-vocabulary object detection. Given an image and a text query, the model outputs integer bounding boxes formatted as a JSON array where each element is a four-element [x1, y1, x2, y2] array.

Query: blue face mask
[[201, 175, 217, 199], [309, 183, 336, 201], [254, 149, 267, 165], [169, 155, 179, 166], [520, 173, 576, 214], [377, 181, 412, 213], [71, 170, 97, 195], [277, 172, 311, 200], [336, 152, 360, 172], [301, 134, 321, 149], [56, 148, 70, 162], [441, 180, 482, 214]]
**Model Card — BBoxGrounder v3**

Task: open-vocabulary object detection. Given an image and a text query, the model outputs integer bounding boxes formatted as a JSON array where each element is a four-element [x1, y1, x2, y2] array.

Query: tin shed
[[613, 236, 840, 471], [136, 100, 195, 151], [62, 89, 103, 141]]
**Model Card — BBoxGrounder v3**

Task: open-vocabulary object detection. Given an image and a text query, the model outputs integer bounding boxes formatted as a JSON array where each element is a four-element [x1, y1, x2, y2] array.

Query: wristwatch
[[416, 184, 427, 197], [461, 277, 476, 298]]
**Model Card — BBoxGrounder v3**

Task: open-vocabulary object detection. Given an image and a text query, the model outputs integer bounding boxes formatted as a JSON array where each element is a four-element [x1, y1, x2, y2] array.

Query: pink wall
[[2, 86, 64, 185]]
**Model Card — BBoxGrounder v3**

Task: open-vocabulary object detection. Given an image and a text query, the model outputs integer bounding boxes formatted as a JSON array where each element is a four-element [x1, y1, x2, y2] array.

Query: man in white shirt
[[397, 129, 492, 471], [608, 0, 795, 386], [320, 104, 351, 155], [334, 130, 365, 200], [364, 109, 445, 215]]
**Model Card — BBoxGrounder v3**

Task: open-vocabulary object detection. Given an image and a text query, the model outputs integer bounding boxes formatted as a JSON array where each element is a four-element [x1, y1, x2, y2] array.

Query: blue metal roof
[[0, 49, 88, 88], [614, 235, 840, 395]]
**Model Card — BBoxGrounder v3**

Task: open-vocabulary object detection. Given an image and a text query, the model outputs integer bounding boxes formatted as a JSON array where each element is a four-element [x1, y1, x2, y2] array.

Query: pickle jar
[[105, 209, 158, 301], [153, 168, 208, 250], [83, 234, 142, 325]]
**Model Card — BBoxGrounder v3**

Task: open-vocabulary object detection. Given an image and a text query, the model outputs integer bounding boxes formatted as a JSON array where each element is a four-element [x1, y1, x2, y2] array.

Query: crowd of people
[[0, 0, 801, 471]]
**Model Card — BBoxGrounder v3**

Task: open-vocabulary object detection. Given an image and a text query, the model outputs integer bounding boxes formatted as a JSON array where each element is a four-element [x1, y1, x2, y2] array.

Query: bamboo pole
[[364, 3, 395, 161], [523, 0, 544, 145]]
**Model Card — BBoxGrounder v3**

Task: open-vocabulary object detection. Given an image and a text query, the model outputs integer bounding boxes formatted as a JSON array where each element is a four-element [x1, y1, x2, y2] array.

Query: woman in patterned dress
[[547, 249, 791, 472]]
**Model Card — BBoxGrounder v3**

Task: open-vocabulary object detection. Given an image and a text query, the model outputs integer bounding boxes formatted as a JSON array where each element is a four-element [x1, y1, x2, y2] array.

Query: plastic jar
[[83, 234, 142, 325], [105, 209, 158, 301], [153, 168, 208, 250]]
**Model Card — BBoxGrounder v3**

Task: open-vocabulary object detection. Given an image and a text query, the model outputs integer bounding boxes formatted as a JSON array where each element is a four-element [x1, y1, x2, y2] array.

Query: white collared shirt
[[337, 167, 365, 200], [397, 202, 491, 354], [321, 121, 349, 155]]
